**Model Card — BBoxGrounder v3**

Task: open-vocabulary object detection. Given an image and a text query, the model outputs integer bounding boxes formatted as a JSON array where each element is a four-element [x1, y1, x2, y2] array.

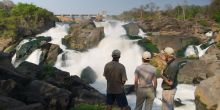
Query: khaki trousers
[[162, 88, 177, 110], [135, 87, 155, 110]]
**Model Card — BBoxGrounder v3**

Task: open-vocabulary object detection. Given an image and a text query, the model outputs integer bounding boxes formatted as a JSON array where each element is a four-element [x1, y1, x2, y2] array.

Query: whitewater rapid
[[19, 21, 196, 110]]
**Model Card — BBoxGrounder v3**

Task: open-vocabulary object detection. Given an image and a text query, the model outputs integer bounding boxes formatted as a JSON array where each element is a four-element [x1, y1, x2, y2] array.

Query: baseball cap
[[142, 51, 151, 60], [164, 47, 174, 55], [112, 49, 121, 58]]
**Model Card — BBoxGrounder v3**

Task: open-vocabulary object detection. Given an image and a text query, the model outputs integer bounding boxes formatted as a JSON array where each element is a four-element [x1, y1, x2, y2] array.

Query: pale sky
[[11, 0, 211, 15]]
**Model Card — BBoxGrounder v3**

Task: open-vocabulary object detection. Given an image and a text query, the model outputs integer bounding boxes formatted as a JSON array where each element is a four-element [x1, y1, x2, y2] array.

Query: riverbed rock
[[80, 66, 97, 84], [0, 95, 26, 110], [178, 60, 212, 84], [151, 35, 200, 52], [62, 20, 104, 51], [123, 22, 139, 37], [64, 76, 105, 104], [195, 74, 220, 110], [0, 79, 16, 96], [16, 61, 43, 79], [23, 80, 71, 110], [15, 36, 51, 62], [40, 43, 63, 66]]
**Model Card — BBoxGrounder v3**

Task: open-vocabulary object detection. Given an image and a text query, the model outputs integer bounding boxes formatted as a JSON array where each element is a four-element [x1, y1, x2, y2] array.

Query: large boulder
[[0, 79, 16, 96], [195, 74, 220, 110], [0, 52, 16, 71], [16, 61, 70, 85], [64, 76, 105, 104], [123, 22, 139, 37], [0, 95, 26, 110], [15, 36, 51, 62], [23, 80, 71, 110], [80, 66, 97, 84], [62, 20, 104, 51], [16, 61, 43, 79], [178, 60, 212, 84], [151, 35, 200, 52], [40, 43, 63, 66]]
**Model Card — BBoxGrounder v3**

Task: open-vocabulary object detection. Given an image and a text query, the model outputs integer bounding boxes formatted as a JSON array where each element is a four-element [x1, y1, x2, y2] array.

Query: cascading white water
[[20, 21, 196, 110]]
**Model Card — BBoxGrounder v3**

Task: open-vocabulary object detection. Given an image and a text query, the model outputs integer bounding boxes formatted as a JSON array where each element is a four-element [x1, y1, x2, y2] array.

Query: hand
[[167, 80, 173, 86]]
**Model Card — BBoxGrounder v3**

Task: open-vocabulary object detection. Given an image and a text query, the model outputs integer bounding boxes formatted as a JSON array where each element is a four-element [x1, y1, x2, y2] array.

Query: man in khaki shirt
[[103, 49, 128, 110]]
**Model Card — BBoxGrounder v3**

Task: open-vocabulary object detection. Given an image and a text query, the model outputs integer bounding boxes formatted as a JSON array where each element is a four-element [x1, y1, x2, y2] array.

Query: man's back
[[135, 63, 156, 88], [104, 61, 127, 94]]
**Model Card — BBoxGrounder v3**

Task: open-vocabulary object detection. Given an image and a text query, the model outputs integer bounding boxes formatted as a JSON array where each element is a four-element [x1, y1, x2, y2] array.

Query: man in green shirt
[[103, 49, 128, 110]]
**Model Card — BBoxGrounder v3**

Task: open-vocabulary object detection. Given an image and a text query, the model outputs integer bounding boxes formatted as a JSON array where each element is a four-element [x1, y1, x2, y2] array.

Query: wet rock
[[195, 74, 220, 110], [123, 22, 139, 37], [23, 80, 71, 110], [40, 43, 63, 66], [80, 66, 97, 84], [174, 98, 185, 107], [64, 76, 105, 104], [15, 36, 51, 62], [62, 20, 104, 51], [16, 61, 43, 79]]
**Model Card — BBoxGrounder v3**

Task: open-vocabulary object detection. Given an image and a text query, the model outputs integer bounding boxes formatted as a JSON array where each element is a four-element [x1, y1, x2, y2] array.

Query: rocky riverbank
[[0, 52, 105, 110]]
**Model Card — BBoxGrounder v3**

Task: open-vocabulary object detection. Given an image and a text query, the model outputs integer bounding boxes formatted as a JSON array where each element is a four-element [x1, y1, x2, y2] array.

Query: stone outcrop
[[0, 52, 105, 110], [40, 43, 63, 66], [178, 60, 212, 84], [80, 66, 97, 84], [195, 74, 220, 110], [15, 36, 51, 62], [0, 95, 26, 110], [64, 76, 105, 104], [123, 22, 139, 37], [150, 35, 200, 51], [62, 20, 104, 51]]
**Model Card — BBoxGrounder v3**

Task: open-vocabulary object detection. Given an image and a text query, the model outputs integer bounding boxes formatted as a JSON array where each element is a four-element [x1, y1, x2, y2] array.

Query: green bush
[[137, 38, 159, 53], [0, 3, 56, 38], [213, 12, 220, 23]]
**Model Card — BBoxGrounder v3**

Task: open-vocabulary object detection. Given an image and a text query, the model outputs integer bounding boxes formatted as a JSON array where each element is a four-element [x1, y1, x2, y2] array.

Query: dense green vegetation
[[119, 0, 220, 23], [0, 1, 56, 39], [138, 38, 159, 53]]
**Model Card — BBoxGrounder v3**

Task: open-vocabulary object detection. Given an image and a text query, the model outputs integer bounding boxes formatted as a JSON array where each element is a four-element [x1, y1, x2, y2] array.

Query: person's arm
[[152, 75, 157, 90], [121, 66, 127, 85], [134, 74, 138, 91], [160, 74, 173, 86]]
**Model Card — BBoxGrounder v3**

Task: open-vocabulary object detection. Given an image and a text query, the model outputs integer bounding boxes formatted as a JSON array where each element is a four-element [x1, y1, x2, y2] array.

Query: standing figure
[[161, 47, 180, 110], [103, 49, 128, 110], [134, 51, 157, 110]]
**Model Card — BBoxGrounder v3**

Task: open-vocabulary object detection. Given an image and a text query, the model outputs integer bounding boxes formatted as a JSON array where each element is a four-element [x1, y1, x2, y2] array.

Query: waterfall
[[15, 21, 196, 110]]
